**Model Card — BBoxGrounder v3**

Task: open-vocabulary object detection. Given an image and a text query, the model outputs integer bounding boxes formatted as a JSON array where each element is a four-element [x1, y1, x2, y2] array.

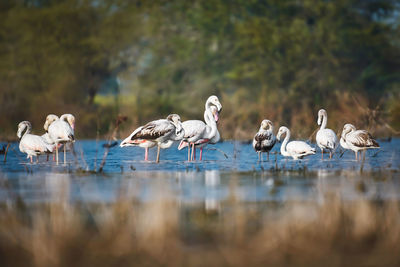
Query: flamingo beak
[[214, 111, 219, 122], [217, 103, 222, 112]]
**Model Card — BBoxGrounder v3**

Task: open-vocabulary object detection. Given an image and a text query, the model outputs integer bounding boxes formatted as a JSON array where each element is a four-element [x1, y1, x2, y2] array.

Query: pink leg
[[191, 143, 195, 161], [187, 145, 191, 161], [46, 154, 49, 161], [30, 156, 33, 163], [145, 147, 149, 161], [193, 146, 196, 161], [200, 147, 203, 161]]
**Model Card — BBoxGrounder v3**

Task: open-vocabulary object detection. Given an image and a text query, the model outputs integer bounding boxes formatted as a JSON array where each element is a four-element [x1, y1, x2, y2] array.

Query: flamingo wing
[[348, 130, 379, 148], [131, 119, 174, 141], [181, 120, 206, 140], [317, 129, 337, 150], [21, 134, 54, 155], [287, 141, 315, 156], [48, 120, 74, 143], [254, 131, 275, 151]]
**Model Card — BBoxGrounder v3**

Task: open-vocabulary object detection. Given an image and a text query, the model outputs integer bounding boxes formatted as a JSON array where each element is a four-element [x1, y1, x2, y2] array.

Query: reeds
[[0, 184, 399, 267]]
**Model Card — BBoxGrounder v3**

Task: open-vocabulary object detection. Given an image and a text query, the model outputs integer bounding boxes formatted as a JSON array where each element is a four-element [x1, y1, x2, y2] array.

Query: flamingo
[[341, 124, 380, 161], [253, 119, 276, 161], [120, 114, 184, 163], [340, 123, 356, 151], [277, 126, 316, 160], [178, 105, 221, 161], [44, 114, 75, 165], [178, 95, 222, 161], [316, 109, 338, 159], [17, 121, 54, 163]]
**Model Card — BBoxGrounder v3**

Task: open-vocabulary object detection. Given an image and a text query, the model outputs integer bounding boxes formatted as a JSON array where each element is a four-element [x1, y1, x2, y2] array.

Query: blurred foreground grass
[[0, 183, 399, 267]]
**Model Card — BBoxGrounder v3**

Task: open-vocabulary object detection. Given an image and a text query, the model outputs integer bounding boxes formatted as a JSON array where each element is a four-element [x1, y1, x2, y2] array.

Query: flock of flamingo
[[16, 95, 379, 165]]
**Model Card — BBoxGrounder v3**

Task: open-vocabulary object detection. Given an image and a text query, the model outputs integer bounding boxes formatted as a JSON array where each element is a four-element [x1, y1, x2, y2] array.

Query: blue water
[[0, 139, 399, 205]]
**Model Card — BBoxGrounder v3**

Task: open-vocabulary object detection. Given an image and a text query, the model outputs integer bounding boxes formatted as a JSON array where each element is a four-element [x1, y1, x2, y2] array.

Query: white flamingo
[[17, 121, 54, 163], [178, 96, 222, 161], [253, 119, 276, 161], [341, 124, 380, 161], [44, 114, 75, 165], [178, 105, 221, 161], [120, 114, 184, 163], [277, 126, 316, 160], [316, 109, 338, 159]]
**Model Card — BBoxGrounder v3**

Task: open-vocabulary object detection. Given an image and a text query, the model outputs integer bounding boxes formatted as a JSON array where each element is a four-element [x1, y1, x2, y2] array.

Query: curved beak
[[120, 135, 132, 147], [213, 110, 219, 123], [17, 129, 22, 139], [216, 102, 222, 112]]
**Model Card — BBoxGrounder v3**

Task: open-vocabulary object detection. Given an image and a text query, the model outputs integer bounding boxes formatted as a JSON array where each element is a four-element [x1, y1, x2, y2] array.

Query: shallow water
[[0, 139, 399, 205]]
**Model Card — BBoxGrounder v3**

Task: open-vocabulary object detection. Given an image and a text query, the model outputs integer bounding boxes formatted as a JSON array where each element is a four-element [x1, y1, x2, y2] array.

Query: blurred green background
[[0, 0, 399, 139]]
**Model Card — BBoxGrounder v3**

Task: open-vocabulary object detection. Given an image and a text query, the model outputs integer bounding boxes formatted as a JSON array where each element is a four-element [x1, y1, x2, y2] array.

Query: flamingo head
[[167, 114, 184, 137], [317, 109, 327, 126], [276, 126, 289, 142], [342, 123, 356, 137], [207, 95, 222, 112], [44, 114, 59, 131], [17, 121, 32, 139], [260, 119, 273, 131], [61, 114, 75, 130]]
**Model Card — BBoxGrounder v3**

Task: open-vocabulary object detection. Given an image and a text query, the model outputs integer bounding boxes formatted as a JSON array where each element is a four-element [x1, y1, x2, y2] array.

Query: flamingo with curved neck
[[120, 114, 184, 163], [178, 96, 222, 161], [17, 121, 54, 163], [341, 123, 379, 161], [277, 126, 315, 160], [44, 114, 75, 165], [316, 109, 338, 160]]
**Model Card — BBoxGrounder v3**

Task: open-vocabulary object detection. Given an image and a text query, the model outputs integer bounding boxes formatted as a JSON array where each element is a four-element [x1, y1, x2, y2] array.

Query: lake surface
[[0, 139, 399, 205]]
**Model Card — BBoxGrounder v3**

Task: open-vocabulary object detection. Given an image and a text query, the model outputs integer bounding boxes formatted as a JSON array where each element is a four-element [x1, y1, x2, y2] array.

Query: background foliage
[[0, 0, 399, 139]]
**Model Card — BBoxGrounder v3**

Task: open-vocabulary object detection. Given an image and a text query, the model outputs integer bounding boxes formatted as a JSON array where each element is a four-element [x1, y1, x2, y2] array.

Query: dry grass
[[0, 190, 399, 267]]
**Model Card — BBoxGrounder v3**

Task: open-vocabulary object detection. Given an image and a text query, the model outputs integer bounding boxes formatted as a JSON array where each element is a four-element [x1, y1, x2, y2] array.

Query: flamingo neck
[[320, 114, 327, 130], [204, 108, 217, 139], [280, 130, 290, 157], [19, 124, 31, 139]]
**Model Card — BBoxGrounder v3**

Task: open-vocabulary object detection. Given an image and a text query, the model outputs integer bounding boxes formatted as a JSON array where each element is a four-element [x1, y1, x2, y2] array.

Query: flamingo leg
[[46, 154, 49, 161], [145, 147, 149, 161], [267, 152, 270, 162], [199, 147, 203, 161], [193, 146, 196, 161], [191, 143, 195, 161], [258, 152, 261, 162], [329, 151, 332, 159], [36, 155, 39, 163], [156, 145, 161, 163], [355, 151, 358, 161], [56, 144, 59, 165], [64, 144, 66, 165], [187, 144, 191, 162], [30, 156, 33, 163], [321, 149, 324, 160]]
